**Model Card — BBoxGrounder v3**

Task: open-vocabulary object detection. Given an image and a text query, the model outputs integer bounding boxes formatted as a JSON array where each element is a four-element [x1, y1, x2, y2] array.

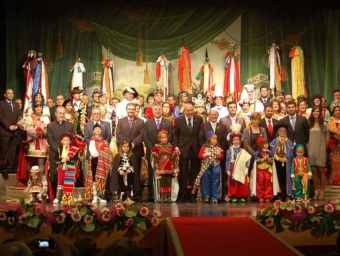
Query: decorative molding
[[247, 73, 269, 85]]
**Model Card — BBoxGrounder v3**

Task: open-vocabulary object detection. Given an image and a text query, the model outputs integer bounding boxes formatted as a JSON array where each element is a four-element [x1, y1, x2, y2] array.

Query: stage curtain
[[91, 2, 247, 61], [240, 8, 340, 102], [5, 0, 247, 99]]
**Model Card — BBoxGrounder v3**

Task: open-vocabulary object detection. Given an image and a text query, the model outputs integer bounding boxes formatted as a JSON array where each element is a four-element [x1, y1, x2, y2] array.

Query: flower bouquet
[[256, 199, 340, 234], [0, 202, 23, 232], [0, 200, 161, 236]]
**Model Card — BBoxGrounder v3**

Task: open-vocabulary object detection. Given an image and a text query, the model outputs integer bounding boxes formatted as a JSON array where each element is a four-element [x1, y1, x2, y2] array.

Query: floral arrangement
[[17, 115, 48, 139], [0, 200, 161, 235], [256, 199, 340, 234], [17, 116, 31, 130]]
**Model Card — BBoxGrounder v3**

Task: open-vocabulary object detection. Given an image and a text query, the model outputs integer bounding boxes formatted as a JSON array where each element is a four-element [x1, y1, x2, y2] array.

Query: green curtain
[[91, 2, 247, 61], [240, 8, 340, 102], [6, 0, 247, 99], [5, 0, 338, 102]]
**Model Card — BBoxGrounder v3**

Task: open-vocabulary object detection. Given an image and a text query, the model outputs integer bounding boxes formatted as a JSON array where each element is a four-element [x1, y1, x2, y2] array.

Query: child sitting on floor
[[24, 165, 48, 203]]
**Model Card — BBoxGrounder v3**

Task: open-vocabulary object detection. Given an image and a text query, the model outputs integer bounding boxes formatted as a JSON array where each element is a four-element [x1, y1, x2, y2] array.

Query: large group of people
[[0, 85, 340, 204]]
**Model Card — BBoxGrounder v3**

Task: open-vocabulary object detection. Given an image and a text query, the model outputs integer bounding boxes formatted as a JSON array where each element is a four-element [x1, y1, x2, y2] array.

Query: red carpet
[[169, 217, 301, 256]]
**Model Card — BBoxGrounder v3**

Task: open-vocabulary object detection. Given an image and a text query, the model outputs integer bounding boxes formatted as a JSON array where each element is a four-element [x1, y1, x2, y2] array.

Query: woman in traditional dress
[[328, 100, 340, 184], [237, 100, 253, 127], [192, 93, 207, 122], [62, 99, 78, 130], [173, 91, 189, 117], [18, 103, 50, 174], [271, 99, 284, 120], [308, 106, 329, 199], [24, 92, 50, 119], [162, 101, 175, 127], [297, 99, 310, 119]]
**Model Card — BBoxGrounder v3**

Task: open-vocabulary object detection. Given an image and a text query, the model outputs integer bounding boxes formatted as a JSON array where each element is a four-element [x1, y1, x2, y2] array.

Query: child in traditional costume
[[110, 139, 136, 202], [151, 130, 179, 202], [291, 144, 312, 201], [250, 137, 279, 203], [225, 130, 252, 203], [84, 123, 113, 203], [53, 133, 79, 204], [24, 165, 48, 203], [194, 131, 223, 203]]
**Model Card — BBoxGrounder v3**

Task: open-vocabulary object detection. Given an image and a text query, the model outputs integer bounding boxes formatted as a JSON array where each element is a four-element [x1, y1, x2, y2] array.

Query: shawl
[[193, 146, 221, 190]]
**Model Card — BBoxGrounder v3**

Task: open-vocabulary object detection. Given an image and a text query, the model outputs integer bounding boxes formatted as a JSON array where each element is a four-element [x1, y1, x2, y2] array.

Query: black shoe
[[190, 194, 197, 202], [177, 195, 185, 202], [1, 170, 8, 180]]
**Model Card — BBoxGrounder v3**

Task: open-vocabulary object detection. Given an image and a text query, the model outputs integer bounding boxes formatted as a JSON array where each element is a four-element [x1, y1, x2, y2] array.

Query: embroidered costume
[[226, 146, 251, 202], [196, 145, 224, 202], [151, 143, 179, 202], [328, 116, 340, 183], [291, 154, 312, 199], [84, 136, 113, 202], [270, 136, 294, 200], [25, 166, 48, 203], [54, 145, 79, 204], [250, 149, 279, 202]]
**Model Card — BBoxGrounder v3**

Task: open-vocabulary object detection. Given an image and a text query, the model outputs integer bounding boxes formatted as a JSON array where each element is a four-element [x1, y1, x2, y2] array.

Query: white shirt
[[89, 140, 99, 158]]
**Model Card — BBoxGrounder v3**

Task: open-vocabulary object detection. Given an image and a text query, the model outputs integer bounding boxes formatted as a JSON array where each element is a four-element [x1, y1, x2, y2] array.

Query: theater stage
[[0, 175, 339, 255]]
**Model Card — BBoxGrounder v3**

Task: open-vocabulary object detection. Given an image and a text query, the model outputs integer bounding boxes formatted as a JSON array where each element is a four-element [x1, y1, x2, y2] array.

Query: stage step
[[0, 174, 25, 202], [5, 185, 90, 203], [323, 185, 340, 200]]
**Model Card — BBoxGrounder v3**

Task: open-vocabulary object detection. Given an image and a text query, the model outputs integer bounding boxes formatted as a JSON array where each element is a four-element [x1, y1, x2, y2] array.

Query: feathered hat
[[227, 123, 243, 141], [192, 93, 206, 107]]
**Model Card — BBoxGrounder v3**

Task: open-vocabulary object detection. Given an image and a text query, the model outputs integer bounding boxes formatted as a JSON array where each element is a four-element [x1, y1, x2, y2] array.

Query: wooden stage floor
[[96, 198, 331, 218]]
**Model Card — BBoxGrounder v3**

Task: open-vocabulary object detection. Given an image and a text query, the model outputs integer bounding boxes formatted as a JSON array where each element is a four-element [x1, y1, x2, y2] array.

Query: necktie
[[129, 119, 133, 128], [268, 119, 273, 136], [156, 119, 160, 130], [263, 99, 267, 104], [8, 101, 13, 112], [188, 118, 192, 132], [291, 116, 296, 131]]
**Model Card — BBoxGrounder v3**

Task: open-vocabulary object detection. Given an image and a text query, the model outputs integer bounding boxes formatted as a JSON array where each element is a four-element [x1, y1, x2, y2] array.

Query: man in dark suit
[[84, 107, 112, 160], [281, 100, 309, 150], [259, 105, 279, 143], [116, 102, 144, 201], [258, 85, 272, 107], [199, 109, 227, 152], [173, 101, 203, 202], [47, 106, 75, 194], [0, 89, 22, 179], [49, 94, 65, 122], [143, 103, 173, 201], [220, 101, 246, 135]]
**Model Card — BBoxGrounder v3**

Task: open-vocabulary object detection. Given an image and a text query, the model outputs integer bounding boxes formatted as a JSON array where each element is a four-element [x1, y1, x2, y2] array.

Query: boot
[[98, 191, 107, 203], [53, 186, 63, 204], [92, 183, 98, 203]]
